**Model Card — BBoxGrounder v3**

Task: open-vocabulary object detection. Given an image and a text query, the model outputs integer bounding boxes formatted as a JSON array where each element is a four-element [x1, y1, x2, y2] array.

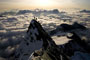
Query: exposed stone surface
[[14, 19, 90, 60], [50, 22, 86, 35]]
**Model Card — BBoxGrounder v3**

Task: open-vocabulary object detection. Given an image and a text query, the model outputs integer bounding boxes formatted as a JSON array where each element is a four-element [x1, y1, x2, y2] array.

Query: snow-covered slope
[[14, 19, 57, 60], [15, 19, 90, 60], [14, 19, 43, 60]]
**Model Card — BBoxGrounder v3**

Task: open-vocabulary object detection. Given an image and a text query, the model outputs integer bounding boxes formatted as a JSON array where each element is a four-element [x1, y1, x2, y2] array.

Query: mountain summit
[[14, 19, 60, 60], [14, 19, 90, 60]]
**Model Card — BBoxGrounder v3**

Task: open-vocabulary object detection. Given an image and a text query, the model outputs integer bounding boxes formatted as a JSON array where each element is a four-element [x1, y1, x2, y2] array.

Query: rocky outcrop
[[59, 32, 89, 56], [14, 19, 62, 60], [61, 22, 86, 31], [14, 19, 43, 60], [80, 10, 90, 13], [50, 22, 86, 35], [14, 19, 90, 60], [29, 29, 90, 60]]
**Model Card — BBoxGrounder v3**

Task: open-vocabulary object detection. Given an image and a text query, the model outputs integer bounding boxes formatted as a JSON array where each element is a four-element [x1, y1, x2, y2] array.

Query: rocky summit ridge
[[14, 19, 90, 60]]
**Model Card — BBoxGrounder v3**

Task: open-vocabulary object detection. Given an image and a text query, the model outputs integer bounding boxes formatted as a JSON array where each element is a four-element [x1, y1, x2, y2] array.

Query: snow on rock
[[14, 19, 90, 60], [15, 19, 64, 60], [14, 19, 43, 60]]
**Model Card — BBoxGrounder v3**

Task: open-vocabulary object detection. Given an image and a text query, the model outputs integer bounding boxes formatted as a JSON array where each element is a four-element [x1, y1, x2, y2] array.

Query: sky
[[0, 0, 90, 12]]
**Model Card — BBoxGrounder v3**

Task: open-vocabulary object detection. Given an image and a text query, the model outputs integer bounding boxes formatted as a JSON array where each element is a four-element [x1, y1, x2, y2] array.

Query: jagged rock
[[30, 31, 90, 60], [80, 10, 90, 13], [68, 31, 90, 53], [28, 20, 88, 60], [50, 22, 86, 35], [52, 9, 59, 14], [73, 22, 86, 30], [14, 19, 43, 60], [61, 22, 86, 31], [14, 19, 62, 60], [14, 19, 90, 60]]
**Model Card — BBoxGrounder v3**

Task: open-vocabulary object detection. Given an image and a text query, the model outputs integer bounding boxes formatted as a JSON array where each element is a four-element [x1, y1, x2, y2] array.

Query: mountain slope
[[14, 19, 90, 60], [14, 19, 59, 60]]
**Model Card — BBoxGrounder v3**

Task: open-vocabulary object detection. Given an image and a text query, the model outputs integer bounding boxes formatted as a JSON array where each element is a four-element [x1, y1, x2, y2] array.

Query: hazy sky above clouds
[[0, 0, 90, 11]]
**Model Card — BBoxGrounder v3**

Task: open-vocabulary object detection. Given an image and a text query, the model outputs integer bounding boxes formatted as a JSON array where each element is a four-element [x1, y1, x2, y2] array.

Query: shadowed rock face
[[14, 19, 44, 60], [50, 22, 86, 36], [14, 19, 60, 60], [27, 19, 57, 50], [14, 19, 90, 60], [29, 31, 90, 60], [58, 32, 90, 58], [80, 10, 90, 13], [67, 32, 90, 53], [60, 22, 86, 32]]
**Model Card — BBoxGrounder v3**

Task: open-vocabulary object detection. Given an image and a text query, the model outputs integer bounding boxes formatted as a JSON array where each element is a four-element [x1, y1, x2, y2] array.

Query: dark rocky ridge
[[80, 10, 90, 13], [50, 22, 86, 36], [14, 19, 90, 60], [14, 19, 62, 60]]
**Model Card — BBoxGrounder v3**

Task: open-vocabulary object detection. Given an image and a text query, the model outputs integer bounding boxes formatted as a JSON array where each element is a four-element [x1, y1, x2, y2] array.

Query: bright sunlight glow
[[36, 0, 54, 7]]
